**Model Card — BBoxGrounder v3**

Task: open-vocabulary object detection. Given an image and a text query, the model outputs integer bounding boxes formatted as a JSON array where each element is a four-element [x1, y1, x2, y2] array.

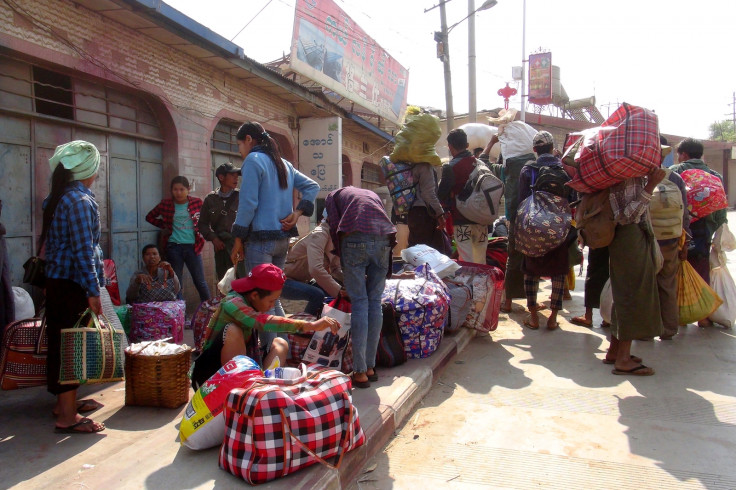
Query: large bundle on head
[[486, 109, 537, 160], [459, 123, 498, 152], [390, 106, 442, 166], [563, 102, 661, 193]]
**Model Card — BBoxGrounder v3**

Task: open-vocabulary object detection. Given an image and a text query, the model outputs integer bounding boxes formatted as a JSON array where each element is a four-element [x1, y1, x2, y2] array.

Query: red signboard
[[528, 52, 552, 105], [289, 0, 408, 124]]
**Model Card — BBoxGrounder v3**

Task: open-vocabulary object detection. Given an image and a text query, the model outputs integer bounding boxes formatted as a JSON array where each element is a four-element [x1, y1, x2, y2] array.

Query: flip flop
[[603, 355, 642, 365], [611, 364, 654, 376], [523, 319, 539, 330], [547, 322, 560, 330], [570, 317, 593, 328], [54, 418, 105, 434], [350, 374, 371, 389], [52, 399, 104, 417]]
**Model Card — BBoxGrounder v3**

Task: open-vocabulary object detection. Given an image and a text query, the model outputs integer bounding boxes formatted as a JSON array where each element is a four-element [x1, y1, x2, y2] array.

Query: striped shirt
[[202, 291, 309, 351], [44, 181, 105, 296]]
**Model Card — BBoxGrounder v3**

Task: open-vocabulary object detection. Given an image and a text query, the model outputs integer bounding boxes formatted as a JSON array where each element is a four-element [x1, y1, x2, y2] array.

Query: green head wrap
[[49, 140, 100, 181]]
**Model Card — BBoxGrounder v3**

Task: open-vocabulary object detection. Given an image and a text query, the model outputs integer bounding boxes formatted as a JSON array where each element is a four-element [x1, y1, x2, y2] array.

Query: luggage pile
[[381, 264, 450, 359]]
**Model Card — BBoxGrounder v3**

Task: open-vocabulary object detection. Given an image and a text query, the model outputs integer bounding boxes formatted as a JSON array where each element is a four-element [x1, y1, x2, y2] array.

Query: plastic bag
[[12, 287, 35, 321], [600, 279, 612, 324], [401, 244, 460, 278], [302, 298, 352, 371], [389, 112, 442, 166], [180, 355, 262, 450], [218, 266, 236, 296], [677, 260, 723, 325], [709, 266, 736, 328], [717, 223, 736, 253], [497, 121, 538, 160]]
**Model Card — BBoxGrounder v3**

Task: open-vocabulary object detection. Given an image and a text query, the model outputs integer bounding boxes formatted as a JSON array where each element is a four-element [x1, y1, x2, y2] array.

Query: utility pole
[[439, 1, 455, 132], [468, 0, 477, 123], [519, 0, 527, 122], [427, 1, 455, 133]]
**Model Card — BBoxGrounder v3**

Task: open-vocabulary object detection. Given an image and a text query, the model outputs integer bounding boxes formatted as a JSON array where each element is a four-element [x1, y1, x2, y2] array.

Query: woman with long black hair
[[44, 141, 106, 434], [230, 122, 319, 319]]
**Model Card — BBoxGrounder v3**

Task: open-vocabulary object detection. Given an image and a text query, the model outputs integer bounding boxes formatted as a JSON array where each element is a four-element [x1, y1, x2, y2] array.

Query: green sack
[[389, 113, 442, 167], [114, 304, 132, 335]]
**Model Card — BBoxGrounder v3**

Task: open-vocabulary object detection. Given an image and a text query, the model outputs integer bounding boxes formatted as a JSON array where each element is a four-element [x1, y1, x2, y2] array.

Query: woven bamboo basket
[[125, 347, 192, 408]]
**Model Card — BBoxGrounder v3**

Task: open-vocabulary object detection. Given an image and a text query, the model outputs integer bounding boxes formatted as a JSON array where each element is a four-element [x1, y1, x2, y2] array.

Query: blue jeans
[[245, 238, 290, 349], [166, 243, 210, 302], [281, 279, 326, 317], [341, 233, 391, 373]]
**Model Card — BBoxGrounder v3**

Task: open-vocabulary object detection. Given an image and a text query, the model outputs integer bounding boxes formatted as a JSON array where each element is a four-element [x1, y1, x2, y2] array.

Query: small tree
[[709, 120, 736, 142]]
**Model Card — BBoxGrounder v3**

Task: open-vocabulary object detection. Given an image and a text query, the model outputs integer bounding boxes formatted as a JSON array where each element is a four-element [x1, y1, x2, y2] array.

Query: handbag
[[0, 317, 48, 390], [59, 309, 125, 385], [22, 256, 46, 289]]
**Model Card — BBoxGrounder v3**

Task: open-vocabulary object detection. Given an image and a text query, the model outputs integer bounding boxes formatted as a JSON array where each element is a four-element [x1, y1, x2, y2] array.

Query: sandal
[[570, 316, 593, 328], [52, 399, 104, 417], [350, 373, 371, 389], [523, 319, 539, 330], [55, 418, 105, 434], [611, 364, 655, 376], [602, 355, 642, 365]]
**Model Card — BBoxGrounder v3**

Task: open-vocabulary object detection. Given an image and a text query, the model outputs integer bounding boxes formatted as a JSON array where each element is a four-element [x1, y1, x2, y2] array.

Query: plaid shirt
[[44, 181, 105, 296], [202, 291, 309, 351], [609, 177, 652, 225], [145, 196, 205, 254], [325, 186, 397, 258]]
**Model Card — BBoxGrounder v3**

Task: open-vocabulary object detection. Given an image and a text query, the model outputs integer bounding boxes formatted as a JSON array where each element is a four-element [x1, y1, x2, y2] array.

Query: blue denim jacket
[[232, 149, 319, 241]]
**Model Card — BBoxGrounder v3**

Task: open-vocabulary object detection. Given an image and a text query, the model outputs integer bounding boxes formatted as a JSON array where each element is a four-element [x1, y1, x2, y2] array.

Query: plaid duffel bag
[[566, 102, 661, 193], [219, 364, 365, 484]]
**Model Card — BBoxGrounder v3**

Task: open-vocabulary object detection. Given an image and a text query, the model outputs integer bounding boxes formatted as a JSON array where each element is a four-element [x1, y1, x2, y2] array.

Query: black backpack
[[375, 303, 407, 368], [532, 165, 570, 199]]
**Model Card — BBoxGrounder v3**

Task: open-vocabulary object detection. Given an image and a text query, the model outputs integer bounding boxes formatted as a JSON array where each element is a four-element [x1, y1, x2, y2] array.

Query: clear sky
[[165, 0, 735, 140]]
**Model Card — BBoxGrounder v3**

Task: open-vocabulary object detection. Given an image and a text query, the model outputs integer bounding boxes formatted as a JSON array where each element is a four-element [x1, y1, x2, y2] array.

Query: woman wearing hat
[[191, 264, 340, 389], [43, 141, 106, 434]]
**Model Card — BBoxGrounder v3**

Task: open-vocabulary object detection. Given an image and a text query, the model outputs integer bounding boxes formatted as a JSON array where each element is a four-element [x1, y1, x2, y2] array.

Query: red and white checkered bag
[[219, 364, 365, 484], [566, 103, 661, 193]]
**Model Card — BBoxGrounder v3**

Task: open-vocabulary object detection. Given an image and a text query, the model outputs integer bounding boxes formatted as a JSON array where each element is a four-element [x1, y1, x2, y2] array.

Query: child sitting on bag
[[191, 264, 340, 389]]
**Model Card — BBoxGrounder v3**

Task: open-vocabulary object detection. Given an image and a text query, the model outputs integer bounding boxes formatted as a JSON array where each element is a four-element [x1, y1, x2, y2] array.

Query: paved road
[[355, 213, 736, 490]]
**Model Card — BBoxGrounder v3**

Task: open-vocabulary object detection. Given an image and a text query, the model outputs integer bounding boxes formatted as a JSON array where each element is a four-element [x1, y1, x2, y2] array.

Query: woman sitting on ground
[[191, 264, 340, 389], [126, 244, 180, 303]]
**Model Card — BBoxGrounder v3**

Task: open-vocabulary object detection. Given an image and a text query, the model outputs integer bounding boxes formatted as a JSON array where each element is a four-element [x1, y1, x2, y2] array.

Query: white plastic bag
[[401, 244, 460, 278], [12, 287, 35, 321], [719, 224, 736, 252], [217, 267, 236, 295], [599, 279, 612, 324], [709, 266, 736, 328], [497, 121, 538, 159], [459, 123, 498, 152]]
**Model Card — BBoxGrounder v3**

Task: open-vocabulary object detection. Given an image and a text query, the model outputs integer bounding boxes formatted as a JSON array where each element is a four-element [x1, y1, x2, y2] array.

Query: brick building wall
[[0, 0, 392, 304]]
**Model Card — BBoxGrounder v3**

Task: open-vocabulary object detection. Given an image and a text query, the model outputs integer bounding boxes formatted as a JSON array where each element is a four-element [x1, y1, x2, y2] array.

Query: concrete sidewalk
[[0, 318, 476, 489]]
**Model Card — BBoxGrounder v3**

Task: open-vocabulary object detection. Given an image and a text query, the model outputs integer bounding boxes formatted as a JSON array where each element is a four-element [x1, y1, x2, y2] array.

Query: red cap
[[231, 263, 287, 293]]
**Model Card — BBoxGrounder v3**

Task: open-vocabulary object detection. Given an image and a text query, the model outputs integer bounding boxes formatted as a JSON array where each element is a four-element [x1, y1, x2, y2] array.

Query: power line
[[231, 0, 274, 41]]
